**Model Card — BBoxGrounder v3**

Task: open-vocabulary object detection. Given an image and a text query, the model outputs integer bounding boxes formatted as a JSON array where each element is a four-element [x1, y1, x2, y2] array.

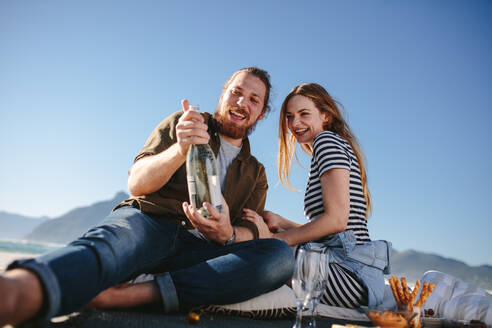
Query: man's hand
[[242, 208, 273, 239], [182, 195, 234, 245], [175, 99, 210, 156]]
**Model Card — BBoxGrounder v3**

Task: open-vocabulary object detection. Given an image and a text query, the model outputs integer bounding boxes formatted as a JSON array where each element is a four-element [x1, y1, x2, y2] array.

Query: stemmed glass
[[306, 247, 327, 328], [291, 246, 322, 328]]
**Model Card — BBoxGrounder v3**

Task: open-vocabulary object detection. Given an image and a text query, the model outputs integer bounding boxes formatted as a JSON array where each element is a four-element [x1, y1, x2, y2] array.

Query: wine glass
[[306, 247, 327, 328], [291, 246, 322, 328]]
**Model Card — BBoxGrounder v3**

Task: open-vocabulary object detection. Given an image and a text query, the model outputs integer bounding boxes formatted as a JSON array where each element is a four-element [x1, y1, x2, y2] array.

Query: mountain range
[[390, 249, 492, 291], [25, 191, 129, 244], [0, 212, 50, 239], [1, 191, 491, 290]]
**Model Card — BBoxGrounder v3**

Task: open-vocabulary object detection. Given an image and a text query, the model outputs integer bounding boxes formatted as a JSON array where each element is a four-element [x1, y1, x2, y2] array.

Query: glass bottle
[[186, 105, 222, 218]]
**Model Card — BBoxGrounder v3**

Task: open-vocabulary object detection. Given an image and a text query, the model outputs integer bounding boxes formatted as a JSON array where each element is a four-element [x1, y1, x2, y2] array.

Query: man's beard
[[213, 104, 259, 140]]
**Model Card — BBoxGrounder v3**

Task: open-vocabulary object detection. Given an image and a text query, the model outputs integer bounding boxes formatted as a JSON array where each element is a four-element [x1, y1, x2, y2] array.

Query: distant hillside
[[390, 249, 492, 291], [0, 212, 49, 239], [26, 192, 129, 244]]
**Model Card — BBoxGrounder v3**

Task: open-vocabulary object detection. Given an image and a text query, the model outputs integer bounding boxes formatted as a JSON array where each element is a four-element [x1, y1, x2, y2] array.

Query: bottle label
[[187, 176, 197, 199], [208, 175, 222, 209]]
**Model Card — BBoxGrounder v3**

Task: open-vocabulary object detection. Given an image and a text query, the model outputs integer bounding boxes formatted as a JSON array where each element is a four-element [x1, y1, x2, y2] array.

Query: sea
[[0, 239, 62, 255]]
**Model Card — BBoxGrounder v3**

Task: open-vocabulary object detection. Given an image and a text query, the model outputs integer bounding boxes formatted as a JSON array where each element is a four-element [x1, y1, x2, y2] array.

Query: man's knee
[[73, 208, 158, 259], [256, 238, 295, 286]]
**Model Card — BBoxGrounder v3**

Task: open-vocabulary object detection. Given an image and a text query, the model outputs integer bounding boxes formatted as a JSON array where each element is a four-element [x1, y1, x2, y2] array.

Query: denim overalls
[[304, 230, 392, 307]]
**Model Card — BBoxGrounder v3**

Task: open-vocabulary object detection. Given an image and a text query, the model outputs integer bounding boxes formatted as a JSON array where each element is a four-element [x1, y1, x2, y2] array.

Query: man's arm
[[128, 143, 187, 196], [128, 100, 210, 196], [233, 226, 255, 242]]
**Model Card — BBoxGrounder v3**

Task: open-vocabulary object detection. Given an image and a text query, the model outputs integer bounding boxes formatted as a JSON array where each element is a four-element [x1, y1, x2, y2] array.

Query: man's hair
[[222, 67, 272, 116]]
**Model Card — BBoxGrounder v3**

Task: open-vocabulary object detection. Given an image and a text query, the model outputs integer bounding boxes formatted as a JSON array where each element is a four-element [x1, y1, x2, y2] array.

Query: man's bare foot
[[88, 281, 161, 309], [0, 269, 43, 327]]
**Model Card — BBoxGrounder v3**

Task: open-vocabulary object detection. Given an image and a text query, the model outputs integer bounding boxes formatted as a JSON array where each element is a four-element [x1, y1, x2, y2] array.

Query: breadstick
[[395, 278, 406, 308], [401, 277, 411, 305], [407, 280, 420, 311], [415, 282, 428, 307], [416, 282, 436, 307], [420, 283, 436, 306], [389, 276, 401, 307]]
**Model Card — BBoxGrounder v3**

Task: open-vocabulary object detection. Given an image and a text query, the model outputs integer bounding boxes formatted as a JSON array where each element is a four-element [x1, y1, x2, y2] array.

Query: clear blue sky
[[1, 1, 491, 266]]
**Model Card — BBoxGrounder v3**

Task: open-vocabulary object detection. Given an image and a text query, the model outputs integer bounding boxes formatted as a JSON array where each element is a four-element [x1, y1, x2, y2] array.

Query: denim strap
[[154, 272, 180, 313], [309, 231, 391, 272]]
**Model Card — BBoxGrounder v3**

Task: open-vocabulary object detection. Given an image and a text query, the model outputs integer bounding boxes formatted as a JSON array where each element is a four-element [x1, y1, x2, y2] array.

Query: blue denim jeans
[[305, 230, 392, 307], [8, 206, 294, 325]]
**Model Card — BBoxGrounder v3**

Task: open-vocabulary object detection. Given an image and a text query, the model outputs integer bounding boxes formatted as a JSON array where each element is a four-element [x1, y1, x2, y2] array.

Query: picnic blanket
[[205, 270, 492, 326], [135, 270, 492, 325]]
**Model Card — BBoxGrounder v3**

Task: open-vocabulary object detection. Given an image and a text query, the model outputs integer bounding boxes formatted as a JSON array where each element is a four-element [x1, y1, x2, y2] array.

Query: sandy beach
[[0, 251, 37, 271]]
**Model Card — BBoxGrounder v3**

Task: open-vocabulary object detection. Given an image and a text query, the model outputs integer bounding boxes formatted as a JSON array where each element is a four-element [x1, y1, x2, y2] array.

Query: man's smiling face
[[214, 72, 267, 141]]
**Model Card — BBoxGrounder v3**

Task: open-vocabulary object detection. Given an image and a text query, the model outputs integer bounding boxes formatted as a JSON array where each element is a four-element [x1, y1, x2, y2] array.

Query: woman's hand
[[262, 210, 286, 232], [242, 208, 273, 239]]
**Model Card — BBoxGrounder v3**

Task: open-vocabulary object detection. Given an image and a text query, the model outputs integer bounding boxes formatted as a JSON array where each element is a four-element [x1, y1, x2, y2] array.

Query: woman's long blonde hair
[[278, 83, 372, 218]]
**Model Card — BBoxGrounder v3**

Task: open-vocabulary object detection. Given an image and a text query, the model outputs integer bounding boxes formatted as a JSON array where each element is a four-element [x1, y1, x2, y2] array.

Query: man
[[0, 67, 294, 327]]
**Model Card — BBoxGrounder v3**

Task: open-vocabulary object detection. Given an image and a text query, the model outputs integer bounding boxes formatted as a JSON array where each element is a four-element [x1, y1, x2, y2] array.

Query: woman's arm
[[244, 168, 350, 245], [274, 168, 350, 246]]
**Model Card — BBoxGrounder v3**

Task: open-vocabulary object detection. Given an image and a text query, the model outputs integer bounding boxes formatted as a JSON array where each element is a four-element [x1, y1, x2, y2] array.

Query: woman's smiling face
[[286, 95, 328, 145]]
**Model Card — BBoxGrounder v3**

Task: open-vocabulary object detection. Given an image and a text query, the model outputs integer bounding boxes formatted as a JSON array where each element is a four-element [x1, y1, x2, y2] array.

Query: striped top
[[304, 131, 370, 244]]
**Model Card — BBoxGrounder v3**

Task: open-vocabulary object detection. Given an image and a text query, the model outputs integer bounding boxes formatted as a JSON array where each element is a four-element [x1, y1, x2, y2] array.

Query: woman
[[243, 83, 390, 308]]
